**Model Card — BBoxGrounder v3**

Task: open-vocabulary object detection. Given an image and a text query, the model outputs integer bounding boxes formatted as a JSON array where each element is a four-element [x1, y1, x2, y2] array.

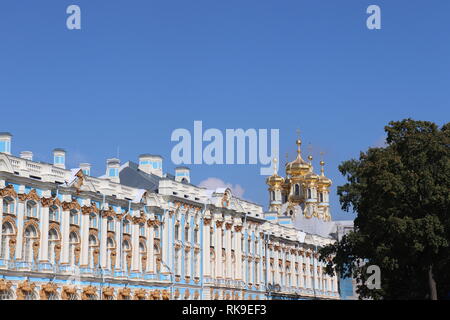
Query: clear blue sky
[[1, 1, 449, 220]]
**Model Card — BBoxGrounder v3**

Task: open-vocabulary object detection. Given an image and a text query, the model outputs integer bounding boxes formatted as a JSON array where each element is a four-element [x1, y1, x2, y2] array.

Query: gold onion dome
[[304, 155, 319, 181], [285, 139, 310, 176], [266, 158, 284, 187], [318, 160, 332, 187]]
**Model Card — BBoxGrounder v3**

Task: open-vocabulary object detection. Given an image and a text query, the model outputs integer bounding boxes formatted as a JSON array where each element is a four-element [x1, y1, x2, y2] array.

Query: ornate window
[[154, 244, 161, 273], [2, 197, 15, 214], [49, 205, 59, 222], [70, 211, 79, 225], [122, 240, 131, 271], [174, 224, 180, 241], [123, 219, 131, 234], [48, 229, 59, 264], [295, 184, 300, 196], [194, 228, 198, 244], [1, 222, 14, 260], [307, 188, 312, 199], [89, 213, 98, 229], [107, 217, 115, 232], [139, 241, 146, 273], [88, 235, 98, 268], [319, 192, 324, 203], [106, 237, 115, 270], [26, 200, 38, 218], [68, 232, 79, 266], [23, 225, 38, 263]]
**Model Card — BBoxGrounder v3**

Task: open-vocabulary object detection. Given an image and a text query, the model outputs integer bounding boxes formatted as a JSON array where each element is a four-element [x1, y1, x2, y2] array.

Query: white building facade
[[0, 132, 340, 300]]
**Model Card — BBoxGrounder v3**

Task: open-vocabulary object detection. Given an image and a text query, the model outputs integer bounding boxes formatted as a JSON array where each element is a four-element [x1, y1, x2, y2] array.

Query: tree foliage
[[320, 119, 450, 299]]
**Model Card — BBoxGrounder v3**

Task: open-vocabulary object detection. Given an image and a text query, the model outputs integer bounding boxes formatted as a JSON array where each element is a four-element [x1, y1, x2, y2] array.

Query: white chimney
[[53, 148, 66, 169], [106, 158, 120, 183], [138, 154, 163, 177], [175, 167, 190, 183], [80, 163, 91, 176], [20, 151, 33, 161], [0, 132, 12, 155]]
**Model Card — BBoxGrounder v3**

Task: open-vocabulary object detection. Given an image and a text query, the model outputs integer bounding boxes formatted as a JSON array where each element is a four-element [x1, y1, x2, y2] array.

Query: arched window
[[174, 248, 180, 276], [194, 228, 199, 244], [106, 237, 115, 270], [1, 222, 14, 260], [295, 184, 300, 196], [23, 225, 38, 263], [307, 188, 312, 199], [122, 240, 131, 271], [26, 201, 38, 218], [123, 219, 130, 234], [154, 244, 161, 273], [89, 213, 98, 229], [107, 217, 115, 232], [139, 242, 146, 272], [2, 197, 15, 214], [70, 211, 79, 225], [174, 224, 179, 241], [48, 228, 59, 264], [68, 232, 79, 266], [139, 223, 145, 237], [88, 235, 98, 268], [49, 205, 59, 222]]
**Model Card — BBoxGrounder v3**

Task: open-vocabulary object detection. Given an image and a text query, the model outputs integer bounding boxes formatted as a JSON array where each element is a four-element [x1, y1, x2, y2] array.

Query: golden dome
[[318, 160, 332, 187], [266, 158, 285, 187], [286, 139, 310, 176]]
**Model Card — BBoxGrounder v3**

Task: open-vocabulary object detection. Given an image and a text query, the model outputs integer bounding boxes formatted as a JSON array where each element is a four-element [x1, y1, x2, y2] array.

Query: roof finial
[[320, 152, 325, 176], [295, 129, 302, 156], [273, 157, 278, 175]]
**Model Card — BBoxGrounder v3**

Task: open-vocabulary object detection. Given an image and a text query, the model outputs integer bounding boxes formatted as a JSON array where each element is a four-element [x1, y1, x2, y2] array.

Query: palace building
[[0, 132, 341, 300]]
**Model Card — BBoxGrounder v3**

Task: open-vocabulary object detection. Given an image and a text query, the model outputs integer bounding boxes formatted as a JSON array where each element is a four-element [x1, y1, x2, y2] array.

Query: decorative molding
[[0, 185, 17, 198], [39, 282, 58, 300]]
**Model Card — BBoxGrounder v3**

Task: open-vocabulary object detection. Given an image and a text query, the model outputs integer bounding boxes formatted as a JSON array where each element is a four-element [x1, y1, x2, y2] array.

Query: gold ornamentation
[[133, 289, 147, 300], [61, 286, 77, 300], [174, 289, 180, 299], [215, 220, 224, 228], [117, 287, 131, 300], [203, 218, 211, 226], [62, 200, 81, 212], [0, 185, 17, 198], [16, 280, 36, 300], [39, 282, 58, 300], [184, 290, 190, 299], [102, 287, 115, 300], [225, 223, 233, 230], [9, 237, 16, 260], [81, 285, 97, 300], [0, 279, 12, 292]]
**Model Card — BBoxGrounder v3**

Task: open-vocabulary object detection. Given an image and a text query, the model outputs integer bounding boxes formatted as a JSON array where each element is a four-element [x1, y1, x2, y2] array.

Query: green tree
[[320, 119, 450, 300]]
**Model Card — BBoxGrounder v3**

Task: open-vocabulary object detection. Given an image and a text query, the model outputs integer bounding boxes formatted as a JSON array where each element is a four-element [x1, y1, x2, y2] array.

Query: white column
[[15, 201, 25, 260], [115, 219, 121, 270], [131, 222, 139, 272], [39, 206, 50, 261], [100, 216, 107, 268], [161, 210, 170, 274], [214, 220, 222, 278], [80, 213, 89, 266], [146, 223, 154, 273], [202, 219, 211, 277], [225, 223, 232, 279], [235, 226, 242, 280], [61, 210, 70, 264]]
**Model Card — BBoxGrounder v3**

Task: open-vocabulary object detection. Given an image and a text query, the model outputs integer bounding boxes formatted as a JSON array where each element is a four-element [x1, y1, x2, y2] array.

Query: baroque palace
[[0, 132, 342, 300]]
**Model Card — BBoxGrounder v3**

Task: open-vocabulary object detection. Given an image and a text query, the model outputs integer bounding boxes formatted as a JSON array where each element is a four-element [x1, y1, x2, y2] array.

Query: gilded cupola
[[317, 160, 332, 188], [266, 158, 284, 188], [285, 139, 310, 177]]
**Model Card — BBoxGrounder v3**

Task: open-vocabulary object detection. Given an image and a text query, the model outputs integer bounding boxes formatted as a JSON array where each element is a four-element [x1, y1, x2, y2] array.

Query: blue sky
[[1, 1, 449, 220]]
